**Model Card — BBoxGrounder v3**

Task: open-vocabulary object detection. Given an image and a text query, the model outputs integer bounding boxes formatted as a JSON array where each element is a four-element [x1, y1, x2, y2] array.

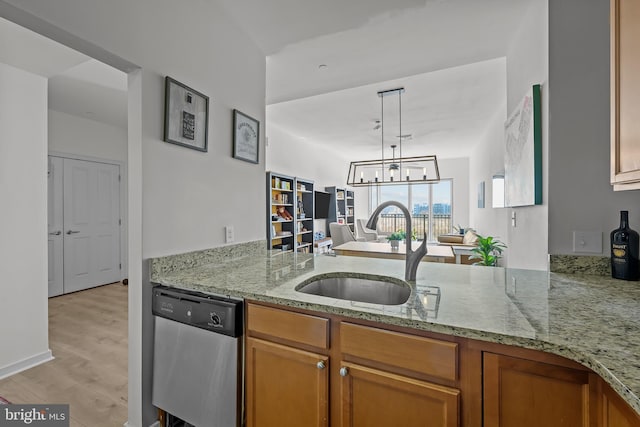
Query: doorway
[[48, 155, 122, 297], [0, 10, 142, 424]]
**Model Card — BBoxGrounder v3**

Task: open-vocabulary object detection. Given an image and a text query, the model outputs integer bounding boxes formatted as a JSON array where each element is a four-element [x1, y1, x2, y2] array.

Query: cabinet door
[[611, 0, 640, 189], [483, 353, 597, 427], [340, 362, 460, 427], [246, 337, 328, 427], [601, 382, 640, 427]]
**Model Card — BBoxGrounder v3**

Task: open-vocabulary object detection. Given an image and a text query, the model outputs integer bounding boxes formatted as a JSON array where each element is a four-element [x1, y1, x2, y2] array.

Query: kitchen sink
[[295, 276, 411, 305]]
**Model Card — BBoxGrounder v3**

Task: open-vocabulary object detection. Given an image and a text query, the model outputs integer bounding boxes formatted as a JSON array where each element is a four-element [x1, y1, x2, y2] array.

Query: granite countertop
[[150, 243, 640, 415]]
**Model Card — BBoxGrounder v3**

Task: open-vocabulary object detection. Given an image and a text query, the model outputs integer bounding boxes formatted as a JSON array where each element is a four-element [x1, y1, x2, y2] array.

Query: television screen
[[314, 191, 331, 219]]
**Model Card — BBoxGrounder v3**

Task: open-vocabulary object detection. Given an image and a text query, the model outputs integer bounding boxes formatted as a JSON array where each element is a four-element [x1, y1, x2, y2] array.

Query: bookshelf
[[295, 177, 315, 254], [267, 172, 315, 254], [325, 186, 355, 234]]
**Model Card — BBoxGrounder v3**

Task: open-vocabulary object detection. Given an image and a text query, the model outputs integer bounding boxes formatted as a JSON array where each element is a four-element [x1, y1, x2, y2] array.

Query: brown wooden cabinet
[[245, 337, 328, 427], [483, 352, 598, 427], [245, 301, 640, 427], [610, 0, 640, 190], [339, 361, 459, 427], [245, 303, 330, 427], [338, 322, 460, 426], [601, 381, 640, 427]]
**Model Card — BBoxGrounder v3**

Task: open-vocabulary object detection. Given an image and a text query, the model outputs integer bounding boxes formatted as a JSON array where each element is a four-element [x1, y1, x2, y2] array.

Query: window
[[368, 179, 453, 241]]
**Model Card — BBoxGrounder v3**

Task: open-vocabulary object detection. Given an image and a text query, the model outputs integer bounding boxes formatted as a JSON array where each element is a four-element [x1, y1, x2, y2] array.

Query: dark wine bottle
[[611, 210, 639, 281]]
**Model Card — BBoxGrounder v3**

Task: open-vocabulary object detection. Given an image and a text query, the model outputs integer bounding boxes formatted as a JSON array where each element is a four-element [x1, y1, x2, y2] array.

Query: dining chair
[[329, 222, 358, 246]]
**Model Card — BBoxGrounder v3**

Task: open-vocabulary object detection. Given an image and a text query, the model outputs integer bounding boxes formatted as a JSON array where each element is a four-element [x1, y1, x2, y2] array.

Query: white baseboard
[[0, 349, 54, 380]]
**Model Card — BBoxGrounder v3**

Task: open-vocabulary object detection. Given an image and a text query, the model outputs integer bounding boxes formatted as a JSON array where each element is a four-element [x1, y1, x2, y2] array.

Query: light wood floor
[[0, 283, 128, 427]]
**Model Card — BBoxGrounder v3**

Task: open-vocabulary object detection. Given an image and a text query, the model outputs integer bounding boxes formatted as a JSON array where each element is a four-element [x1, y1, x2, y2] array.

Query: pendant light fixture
[[347, 87, 440, 186]]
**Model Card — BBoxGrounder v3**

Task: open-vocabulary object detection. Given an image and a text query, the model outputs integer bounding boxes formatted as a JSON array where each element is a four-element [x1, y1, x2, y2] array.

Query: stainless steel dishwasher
[[152, 285, 243, 427]]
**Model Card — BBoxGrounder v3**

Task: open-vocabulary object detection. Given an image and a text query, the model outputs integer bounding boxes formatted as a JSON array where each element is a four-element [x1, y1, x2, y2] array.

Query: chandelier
[[347, 87, 440, 186]]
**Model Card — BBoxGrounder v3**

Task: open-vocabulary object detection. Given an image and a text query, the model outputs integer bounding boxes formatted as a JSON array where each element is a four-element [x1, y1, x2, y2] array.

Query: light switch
[[511, 211, 516, 227], [225, 226, 234, 243], [572, 231, 602, 253]]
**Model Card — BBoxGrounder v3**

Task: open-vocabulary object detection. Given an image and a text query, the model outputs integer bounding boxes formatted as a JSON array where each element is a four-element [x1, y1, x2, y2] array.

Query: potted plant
[[387, 231, 404, 250], [470, 235, 507, 266]]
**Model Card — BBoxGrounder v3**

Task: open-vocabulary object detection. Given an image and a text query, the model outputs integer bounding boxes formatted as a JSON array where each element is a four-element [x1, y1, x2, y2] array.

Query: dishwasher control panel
[[152, 285, 243, 337]]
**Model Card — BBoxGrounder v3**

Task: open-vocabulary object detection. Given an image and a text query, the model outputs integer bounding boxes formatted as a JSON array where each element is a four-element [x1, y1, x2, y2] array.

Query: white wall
[[48, 109, 127, 162], [468, 104, 509, 256], [0, 62, 50, 373], [0, 1, 266, 425], [2, 0, 266, 258], [504, 0, 549, 270], [548, 0, 640, 256], [440, 157, 470, 230], [266, 123, 357, 235]]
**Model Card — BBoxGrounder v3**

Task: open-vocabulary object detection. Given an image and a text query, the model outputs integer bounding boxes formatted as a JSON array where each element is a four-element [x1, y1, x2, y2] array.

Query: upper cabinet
[[611, 0, 640, 190]]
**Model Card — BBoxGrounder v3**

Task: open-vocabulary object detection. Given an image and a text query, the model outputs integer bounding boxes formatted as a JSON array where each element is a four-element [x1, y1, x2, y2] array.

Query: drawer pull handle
[[339, 367, 349, 377]]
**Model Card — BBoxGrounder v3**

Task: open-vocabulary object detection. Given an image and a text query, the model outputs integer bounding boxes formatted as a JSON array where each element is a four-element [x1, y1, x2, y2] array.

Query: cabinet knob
[[317, 361, 326, 370], [339, 367, 349, 377]]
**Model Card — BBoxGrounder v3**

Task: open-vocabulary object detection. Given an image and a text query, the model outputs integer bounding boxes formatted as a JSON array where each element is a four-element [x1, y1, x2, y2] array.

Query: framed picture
[[164, 76, 209, 152], [233, 109, 260, 164], [504, 84, 542, 207]]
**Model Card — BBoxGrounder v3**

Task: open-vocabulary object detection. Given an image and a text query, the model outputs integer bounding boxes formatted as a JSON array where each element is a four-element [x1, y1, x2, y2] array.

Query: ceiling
[[0, 17, 127, 129], [218, 0, 534, 104], [49, 59, 127, 128], [267, 57, 506, 160], [1, 1, 537, 154], [220, 0, 535, 160]]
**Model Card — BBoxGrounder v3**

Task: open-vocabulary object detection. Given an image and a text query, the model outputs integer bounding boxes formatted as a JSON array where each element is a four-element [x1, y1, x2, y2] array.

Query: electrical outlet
[[572, 231, 602, 253], [225, 226, 234, 243]]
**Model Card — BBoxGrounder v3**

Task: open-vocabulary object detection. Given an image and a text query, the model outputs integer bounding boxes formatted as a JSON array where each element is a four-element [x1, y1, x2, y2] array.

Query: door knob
[[66, 230, 80, 235], [317, 361, 326, 370], [49, 231, 61, 236], [339, 367, 349, 377]]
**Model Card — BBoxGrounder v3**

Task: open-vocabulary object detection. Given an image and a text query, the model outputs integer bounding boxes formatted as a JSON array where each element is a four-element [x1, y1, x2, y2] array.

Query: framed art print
[[233, 109, 259, 164], [504, 84, 542, 207], [164, 76, 209, 152]]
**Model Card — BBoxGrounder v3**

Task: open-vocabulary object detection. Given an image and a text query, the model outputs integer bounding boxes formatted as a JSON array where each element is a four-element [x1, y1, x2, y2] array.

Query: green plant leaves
[[470, 234, 507, 266]]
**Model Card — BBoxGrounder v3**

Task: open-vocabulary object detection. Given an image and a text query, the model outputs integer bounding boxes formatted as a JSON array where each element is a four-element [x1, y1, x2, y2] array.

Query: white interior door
[[47, 156, 64, 297], [63, 158, 121, 293]]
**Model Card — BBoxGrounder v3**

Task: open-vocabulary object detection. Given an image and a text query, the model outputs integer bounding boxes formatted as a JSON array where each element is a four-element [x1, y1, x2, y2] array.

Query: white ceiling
[[219, 0, 534, 104], [2, 1, 536, 151], [267, 57, 506, 160], [0, 17, 127, 129], [0, 17, 88, 77], [220, 0, 535, 160], [48, 60, 127, 128]]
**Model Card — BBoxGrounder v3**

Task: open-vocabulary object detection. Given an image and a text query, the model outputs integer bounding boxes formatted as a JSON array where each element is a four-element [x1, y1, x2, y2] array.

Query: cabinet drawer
[[340, 322, 458, 382], [247, 303, 329, 349]]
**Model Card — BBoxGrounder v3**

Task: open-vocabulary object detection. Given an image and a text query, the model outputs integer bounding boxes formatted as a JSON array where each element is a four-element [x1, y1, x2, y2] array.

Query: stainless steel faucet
[[366, 200, 428, 282]]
